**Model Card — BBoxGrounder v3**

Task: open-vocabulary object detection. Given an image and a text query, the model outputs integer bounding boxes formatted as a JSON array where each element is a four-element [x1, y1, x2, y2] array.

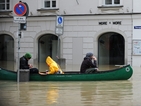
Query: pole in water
[[17, 23, 21, 83], [57, 34, 60, 59]]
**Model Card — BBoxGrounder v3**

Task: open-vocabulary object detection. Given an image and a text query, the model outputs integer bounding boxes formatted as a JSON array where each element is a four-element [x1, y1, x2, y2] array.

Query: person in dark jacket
[[20, 53, 39, 74], [80, 52, 98, 73]]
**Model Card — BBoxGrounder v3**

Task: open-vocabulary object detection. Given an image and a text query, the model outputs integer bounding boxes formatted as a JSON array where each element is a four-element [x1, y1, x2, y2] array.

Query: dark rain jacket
[[20, 56, 29, 69], [80, 57, 98, 73]]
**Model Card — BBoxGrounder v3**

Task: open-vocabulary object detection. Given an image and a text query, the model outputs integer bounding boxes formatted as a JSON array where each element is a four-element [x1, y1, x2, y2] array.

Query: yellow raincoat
[[46, 56, 64, 74]]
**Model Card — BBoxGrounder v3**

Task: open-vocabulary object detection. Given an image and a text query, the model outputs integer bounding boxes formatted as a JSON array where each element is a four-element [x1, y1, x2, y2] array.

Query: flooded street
[[0, 66, 141, 106]]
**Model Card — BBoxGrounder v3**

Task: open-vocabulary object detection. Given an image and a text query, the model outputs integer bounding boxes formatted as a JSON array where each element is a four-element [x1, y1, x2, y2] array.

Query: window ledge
[[0, 10, 12, 15], [98, 5, 123, 10], [37, 8, 59, 12]]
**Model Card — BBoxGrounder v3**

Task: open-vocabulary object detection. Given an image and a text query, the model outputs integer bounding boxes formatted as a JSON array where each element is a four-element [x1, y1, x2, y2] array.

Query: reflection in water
[[19, 83, 30, 104], [80, 81, 133, 106], [46, 84, 59, 104], [0, 67, 141, 106], [0, 81, 18, 106]]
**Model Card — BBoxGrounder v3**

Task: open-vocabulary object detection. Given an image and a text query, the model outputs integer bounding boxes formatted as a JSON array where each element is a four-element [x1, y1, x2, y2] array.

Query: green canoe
[[0, 64, 133, 81]]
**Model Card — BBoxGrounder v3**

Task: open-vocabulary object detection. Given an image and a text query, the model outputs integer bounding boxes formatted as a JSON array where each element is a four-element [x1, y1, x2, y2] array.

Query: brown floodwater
[[0, 66, 141, 106]]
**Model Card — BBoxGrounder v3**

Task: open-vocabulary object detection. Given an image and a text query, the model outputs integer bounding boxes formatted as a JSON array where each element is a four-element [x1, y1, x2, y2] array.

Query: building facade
[[0, 0, 141, 71]]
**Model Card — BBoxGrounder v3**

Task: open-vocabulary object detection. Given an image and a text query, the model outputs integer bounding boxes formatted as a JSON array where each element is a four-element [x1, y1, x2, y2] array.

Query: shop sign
[[134, 26, 141, 29]]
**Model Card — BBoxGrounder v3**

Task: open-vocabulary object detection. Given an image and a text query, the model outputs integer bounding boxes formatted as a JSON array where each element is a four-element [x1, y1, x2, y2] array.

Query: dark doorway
[[0, 34, 14, 70], [38, 34, 59, 71], [109, 34, 124, 65], [98, 32, 125, 65]]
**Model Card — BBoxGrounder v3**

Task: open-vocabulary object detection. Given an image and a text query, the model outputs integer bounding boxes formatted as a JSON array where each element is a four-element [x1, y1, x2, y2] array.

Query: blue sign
[[134, 26, 141, 29], [58, 16, 63, 24], [14, 2, 27, 16], [56, 16, 64, 27]]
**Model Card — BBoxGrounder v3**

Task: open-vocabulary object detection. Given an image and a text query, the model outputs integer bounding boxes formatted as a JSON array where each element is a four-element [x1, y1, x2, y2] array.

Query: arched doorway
[[98, 32, 125, 66], [0, 34, 14, 70], [38, 34, 59, 71]]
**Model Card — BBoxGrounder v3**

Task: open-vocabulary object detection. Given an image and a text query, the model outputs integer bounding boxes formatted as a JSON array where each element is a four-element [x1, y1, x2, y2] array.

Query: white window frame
[[103, 0, 121, 6], [43, 0, 57, 8], [0, 0, 10, 10]]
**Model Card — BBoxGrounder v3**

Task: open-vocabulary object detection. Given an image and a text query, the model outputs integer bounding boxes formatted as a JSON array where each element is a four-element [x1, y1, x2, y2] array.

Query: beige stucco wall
[[9, 0, 134, 16], [0, 14, 132, 70], [2, 0, 141, 69], [132, 15, 141, 67]]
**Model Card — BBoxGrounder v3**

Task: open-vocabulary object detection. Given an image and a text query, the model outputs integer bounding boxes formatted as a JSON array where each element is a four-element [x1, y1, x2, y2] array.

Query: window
[[0, 0, 10, 10], [98, 0, 122, 11], [37, 0, 58, 12], [105, 0, 120, 5], [44, 0, 56, 8]]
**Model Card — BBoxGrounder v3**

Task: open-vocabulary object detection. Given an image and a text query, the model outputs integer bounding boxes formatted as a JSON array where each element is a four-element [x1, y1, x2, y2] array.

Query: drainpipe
[[131, 0, 133, 66]]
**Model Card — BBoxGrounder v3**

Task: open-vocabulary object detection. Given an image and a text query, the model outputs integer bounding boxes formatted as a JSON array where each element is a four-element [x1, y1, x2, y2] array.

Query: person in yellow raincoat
[[46, 56, 64, 74]]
